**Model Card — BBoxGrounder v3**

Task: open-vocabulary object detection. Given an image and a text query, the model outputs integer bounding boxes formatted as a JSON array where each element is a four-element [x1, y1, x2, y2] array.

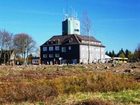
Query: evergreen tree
[[134, 43, 140, 61], [117, 48, 125, 57], [125, 49, 132, 59], [108, 51, 112, 57], [105, 51, 109, 55], [111, 50, 115, 57], [119, 52, 125, 58]]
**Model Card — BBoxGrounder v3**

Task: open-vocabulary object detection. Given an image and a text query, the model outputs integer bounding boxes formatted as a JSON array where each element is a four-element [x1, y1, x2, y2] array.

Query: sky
[[0, 0, 140, 53]]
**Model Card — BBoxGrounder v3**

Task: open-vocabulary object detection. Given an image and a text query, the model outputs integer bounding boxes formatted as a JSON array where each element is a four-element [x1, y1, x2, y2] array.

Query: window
[[55, 46, 60, 51], [68, 46, 71, 50], [74, 29, 79, 32], [49, 47, 53, 51], [55, 54, 60, 58], [43, 47, 47, 51], [62, 47, 66, 52], [49, 54, 53, 58], [43, 54, 47, 58]]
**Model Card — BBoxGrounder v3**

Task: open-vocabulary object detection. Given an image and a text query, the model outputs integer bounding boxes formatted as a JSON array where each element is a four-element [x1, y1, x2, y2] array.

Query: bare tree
[[13, 33, 36, 64], [81, 12, 93, 63], [81, 12, 92, 35], [0, 30, 13, 64]]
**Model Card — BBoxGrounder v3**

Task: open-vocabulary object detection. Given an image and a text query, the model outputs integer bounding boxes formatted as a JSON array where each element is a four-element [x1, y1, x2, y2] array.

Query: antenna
[[63, 0, 78, 20], [66, 0, 68, 15], [63, 0, 69, 20], [75, 12, 78, 19], [73, 9, 78, 19], [63, 9, 68, 20]]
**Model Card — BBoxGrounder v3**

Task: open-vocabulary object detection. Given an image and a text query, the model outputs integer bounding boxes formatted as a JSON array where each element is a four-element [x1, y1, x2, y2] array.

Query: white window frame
[[55, 46, 60, 51], [49, 54, 53, 58], [49, 47, 53, 51], [43, 54, 47, 58], [55, 53, 60, 58], [62, 47, 66, 52], [43, 47, 47, 51], [68, 46, 71, 50]]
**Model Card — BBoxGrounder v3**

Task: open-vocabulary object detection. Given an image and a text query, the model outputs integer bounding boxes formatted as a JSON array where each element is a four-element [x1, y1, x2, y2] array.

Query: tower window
[[74, 29, 79, 32]]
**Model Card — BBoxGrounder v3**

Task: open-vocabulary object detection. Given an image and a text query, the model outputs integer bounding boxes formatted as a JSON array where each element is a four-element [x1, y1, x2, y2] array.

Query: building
[[0, 50, 16, 65], [32, 57, 40, 65], [40, 17, 105, 64]]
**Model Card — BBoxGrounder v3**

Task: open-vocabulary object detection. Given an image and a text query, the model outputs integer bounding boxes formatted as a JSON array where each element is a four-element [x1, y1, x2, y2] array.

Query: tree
[[108, 51, 112, 57], [134, 43, 140, 61], [106, 50, 116, 57], [125, 49, 132, 59], [13, 33, 36, 64], [81, 12, 92, 35], [81, 12, 93, 63], [0, 30, 13, 50], [119, 52, 125, 58], [105, 51, 109, 55], [0, 30, 13, 64], [117, 48, 125, 58], [111, 50, 116, 57]]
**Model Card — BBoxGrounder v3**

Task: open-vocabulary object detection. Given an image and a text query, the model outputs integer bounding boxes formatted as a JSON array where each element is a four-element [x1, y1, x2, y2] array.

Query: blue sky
[[0, 0, 140, 52]]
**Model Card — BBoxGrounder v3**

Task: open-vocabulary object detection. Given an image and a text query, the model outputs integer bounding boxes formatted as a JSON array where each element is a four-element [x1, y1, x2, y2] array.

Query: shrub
[[53, 72, 139, 94], [0, 65, 139, 104]]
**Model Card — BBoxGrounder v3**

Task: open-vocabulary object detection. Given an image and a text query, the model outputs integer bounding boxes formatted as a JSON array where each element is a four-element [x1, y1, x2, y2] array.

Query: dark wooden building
[[40, 34, 105, 64]]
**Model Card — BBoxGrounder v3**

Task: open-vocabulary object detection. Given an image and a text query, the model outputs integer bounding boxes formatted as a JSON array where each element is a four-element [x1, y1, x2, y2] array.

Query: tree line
[[0, 29, 36, 64], [106, 44, 140, 62]]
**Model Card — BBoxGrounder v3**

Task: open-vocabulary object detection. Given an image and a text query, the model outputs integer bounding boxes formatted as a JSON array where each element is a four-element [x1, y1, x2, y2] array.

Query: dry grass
[[0, 63, 139, 104]]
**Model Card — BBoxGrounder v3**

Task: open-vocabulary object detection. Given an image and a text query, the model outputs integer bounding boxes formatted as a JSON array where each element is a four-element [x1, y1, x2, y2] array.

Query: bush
[[53, 72, 139, 94], [0, 66, 139, 104]]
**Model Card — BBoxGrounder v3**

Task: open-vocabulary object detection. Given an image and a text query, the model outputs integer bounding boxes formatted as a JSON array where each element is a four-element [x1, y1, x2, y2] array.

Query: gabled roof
[[41, 34, 105, 47]]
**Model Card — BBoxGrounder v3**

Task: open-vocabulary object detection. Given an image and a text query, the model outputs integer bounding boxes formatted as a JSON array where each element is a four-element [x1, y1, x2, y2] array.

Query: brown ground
[[0, 62, 139, 82]]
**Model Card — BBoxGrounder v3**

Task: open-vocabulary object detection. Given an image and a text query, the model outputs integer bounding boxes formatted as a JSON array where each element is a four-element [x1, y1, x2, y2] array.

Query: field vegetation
[[0, 63, 139, 105]]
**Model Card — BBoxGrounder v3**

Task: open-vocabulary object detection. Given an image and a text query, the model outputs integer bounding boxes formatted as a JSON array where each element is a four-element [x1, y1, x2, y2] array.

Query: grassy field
[[0, 63, 139, 105]]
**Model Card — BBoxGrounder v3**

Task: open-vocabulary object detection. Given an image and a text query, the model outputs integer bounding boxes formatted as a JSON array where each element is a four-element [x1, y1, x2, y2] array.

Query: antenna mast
[[63, 0, 69, 20]]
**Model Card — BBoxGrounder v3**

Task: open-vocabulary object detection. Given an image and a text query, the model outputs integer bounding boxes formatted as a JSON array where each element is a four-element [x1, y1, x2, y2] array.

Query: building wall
[[40, 44, 80, 64], [79, 45, 105, 63]]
